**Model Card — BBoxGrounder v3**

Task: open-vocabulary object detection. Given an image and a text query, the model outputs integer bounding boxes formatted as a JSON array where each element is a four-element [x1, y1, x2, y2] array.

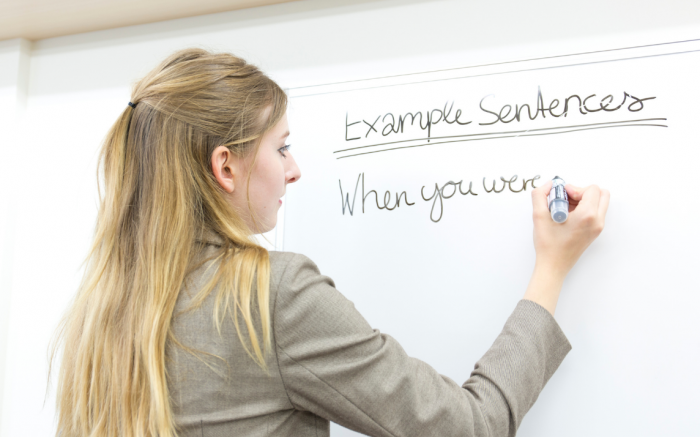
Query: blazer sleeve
[[272, 253, 572, 437]]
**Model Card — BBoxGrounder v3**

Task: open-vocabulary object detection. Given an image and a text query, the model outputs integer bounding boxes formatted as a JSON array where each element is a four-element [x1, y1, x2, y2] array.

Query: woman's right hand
[[531, 180, 611, 279]]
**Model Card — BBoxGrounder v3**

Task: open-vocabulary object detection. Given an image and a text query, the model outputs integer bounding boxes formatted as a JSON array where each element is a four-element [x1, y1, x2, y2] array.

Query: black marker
[[548, 176, 569, 223]]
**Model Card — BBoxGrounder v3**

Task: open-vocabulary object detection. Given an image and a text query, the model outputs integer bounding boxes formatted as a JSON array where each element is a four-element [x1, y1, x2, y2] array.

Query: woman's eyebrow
[[281, 131, 290, 139]]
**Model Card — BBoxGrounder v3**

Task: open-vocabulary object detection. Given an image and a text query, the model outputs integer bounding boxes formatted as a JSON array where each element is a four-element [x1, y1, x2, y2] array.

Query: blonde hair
[[49, 48, 287, 437]]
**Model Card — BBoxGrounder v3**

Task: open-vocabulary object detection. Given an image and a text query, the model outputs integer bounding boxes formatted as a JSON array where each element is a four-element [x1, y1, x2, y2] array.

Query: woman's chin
[[256, 220, 276, 236]]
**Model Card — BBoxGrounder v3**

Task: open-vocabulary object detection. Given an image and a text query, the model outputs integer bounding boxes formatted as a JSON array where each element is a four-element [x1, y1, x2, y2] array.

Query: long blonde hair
[[50, 48, 287, 437]]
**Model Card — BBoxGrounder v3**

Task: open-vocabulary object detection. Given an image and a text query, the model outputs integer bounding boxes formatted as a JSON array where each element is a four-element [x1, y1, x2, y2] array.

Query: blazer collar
[[196, 228, 225, 247]]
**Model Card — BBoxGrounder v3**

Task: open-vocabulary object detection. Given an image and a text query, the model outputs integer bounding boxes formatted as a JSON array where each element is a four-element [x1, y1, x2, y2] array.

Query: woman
[[51, 48, 609, 437]]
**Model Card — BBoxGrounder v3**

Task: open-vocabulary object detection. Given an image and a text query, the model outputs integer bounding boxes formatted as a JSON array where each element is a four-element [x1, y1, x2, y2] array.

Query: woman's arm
[[271, 253, 570, 437], [524, 181, 610, 315], [270, 180, 609, 436], [523, 263, 565, 316]]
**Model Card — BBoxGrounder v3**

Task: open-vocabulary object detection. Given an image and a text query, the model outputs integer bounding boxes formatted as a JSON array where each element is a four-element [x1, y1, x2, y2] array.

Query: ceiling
[[0, 0, 303, 41]]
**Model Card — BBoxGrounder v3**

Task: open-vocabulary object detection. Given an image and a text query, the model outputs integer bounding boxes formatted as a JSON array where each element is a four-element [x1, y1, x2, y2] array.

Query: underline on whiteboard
[[293, 49, 700, 98], [333, 118, 667, 153], [289, 38, 700, 90], [335, 123, 667, 159]]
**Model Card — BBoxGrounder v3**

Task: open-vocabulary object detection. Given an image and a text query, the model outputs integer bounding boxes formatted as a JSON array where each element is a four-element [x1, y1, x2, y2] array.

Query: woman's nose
[[286, 155, 301, 184]]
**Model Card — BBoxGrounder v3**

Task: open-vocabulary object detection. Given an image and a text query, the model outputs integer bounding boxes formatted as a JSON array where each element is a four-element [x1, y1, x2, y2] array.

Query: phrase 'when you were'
[[339, 173, 541, 223]]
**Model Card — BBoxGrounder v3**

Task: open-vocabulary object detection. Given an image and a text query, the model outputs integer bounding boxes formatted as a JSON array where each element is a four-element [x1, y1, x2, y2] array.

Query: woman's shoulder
[[267, 250, 336, 297], [268, 250, 311, 264], [268, 250, 320, 280]]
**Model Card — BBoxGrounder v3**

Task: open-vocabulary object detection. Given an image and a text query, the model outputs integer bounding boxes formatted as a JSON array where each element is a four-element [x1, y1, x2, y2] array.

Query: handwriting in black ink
[[346, 101, 472, 143], [421, 180, 478, 223], [483, 175, 540, 193], [479, 87, 656, 125], [339, 173, 415, 215]]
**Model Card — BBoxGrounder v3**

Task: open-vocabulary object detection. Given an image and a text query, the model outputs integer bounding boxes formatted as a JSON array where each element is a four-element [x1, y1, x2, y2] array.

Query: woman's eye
[[278, 144, 291, 157]]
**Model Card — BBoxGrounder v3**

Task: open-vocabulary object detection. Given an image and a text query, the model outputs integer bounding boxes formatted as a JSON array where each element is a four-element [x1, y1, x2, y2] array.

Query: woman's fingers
[[532, 180, 553, 218], [537, 181, 608, 219], [571, 185, 602, 227], [598, 188, 610, 221], [566, 184, 583, 201]]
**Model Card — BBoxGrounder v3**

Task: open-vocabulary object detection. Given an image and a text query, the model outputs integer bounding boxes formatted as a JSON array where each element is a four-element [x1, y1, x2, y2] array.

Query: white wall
[[0, 37, 30, 436], [0, 1, 699, 436]]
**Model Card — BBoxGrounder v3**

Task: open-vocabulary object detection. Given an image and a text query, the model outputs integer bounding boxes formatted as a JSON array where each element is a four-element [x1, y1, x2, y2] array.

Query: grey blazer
[[166, 233, 571, 437]]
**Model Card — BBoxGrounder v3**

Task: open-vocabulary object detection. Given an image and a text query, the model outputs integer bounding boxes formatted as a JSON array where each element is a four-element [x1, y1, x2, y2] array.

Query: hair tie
[[128, 102, 137, 108]]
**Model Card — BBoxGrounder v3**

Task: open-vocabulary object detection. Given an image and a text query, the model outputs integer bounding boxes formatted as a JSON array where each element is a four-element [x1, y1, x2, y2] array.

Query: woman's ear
[[211, 145, 239, 193]]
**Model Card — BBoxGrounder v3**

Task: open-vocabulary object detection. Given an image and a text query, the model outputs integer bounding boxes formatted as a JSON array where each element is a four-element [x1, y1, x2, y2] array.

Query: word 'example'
[[339, 173, 540, 223]]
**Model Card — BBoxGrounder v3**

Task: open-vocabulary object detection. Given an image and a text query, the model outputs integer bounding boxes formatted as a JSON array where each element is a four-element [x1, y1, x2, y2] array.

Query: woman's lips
[[279, 199, 282, 205]]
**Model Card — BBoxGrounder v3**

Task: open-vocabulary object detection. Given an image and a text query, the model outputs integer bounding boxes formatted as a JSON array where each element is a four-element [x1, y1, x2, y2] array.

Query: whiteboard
[[281, 38, 700, 437]]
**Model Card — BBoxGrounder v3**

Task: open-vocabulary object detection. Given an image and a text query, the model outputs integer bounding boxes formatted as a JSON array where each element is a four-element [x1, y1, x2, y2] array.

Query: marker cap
[[550, 199, 569, 223], [548, 176, 569, 223]]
